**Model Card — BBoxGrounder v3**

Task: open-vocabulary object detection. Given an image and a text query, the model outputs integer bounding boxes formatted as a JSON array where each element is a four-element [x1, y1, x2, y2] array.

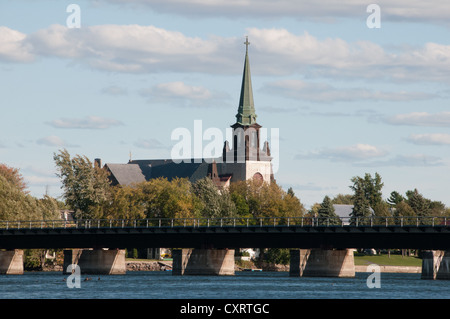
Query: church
[[101, 37, 274, 189]]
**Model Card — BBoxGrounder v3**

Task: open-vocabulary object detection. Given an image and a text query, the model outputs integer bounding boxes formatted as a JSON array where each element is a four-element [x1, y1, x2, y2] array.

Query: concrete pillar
[[172, 249, 235, 276], [289, 249, 355, 277], [63, 249, 126, 275], [421, 250, 450, 280], [0, 249, 24, 275]]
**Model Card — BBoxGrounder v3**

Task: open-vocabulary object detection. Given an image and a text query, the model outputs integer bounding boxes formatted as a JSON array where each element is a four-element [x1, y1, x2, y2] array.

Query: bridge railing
[[0, 216, 448, 230]]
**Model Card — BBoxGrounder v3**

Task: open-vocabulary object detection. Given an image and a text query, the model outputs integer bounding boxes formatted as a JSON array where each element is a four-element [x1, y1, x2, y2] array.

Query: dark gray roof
[[332, 204, 375, 218], [333, 204, 353, 218], [106, 158, 221, 186], [105, 163, 146, 186]]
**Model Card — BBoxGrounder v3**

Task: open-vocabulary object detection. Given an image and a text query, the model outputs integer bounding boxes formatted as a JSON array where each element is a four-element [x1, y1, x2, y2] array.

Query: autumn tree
[[0, 167, 60, 221], [229, 180, 305, 223], [137, 177, 202, 223], [101, 184, 147, 220], [0, 164, 28, 193]]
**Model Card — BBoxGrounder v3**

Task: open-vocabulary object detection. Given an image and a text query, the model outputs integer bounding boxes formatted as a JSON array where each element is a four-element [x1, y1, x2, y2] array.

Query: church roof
[[105, 163, 146, 186], [105, 158, 223, 186], [236, 36, 257, 126]]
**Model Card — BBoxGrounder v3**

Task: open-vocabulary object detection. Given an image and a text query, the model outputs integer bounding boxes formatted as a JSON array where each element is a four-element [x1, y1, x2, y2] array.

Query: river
[[1, 271, 449, 299]]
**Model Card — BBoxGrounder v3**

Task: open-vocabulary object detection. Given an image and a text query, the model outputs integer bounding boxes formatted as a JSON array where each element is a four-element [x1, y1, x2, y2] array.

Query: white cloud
[[36, 135, 77, 147], [407, 133, 450, 145], [296, 143, 388, 162], [384, 112, 450, 127], [47, 116, 124, 129], [0, 26, 34, 62], [101, 85, 128, 96], [25, 24, 230, 73], [134, 138, 168, 149], [1, 24, 449, 83], [95, 0, 450, 24], [360, 154, 444, 167], [262, 79, 436, 103], [140, 81, 229, 107], [149, 81, 212, 100]]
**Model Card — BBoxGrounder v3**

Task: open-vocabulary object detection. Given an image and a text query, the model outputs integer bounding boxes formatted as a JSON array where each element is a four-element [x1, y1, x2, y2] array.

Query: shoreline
[[36, 260, 422, 274], [126, 260, 422, 274]]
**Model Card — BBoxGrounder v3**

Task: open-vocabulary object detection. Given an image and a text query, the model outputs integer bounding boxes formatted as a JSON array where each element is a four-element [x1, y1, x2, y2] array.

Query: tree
[[191, 178, 237, 218], [137, 177, 202, 223], [387, 191, 405, 208], [264, 248, 290, 265], [317, 195, 340, 225], [229, 180, 305, 221], [0, 171, 60, 221], [349, 172, 386, 224], [406, 189, 430, 217], [349, 176, 372, 225], [331, 194, 353, 205], [53, 149, 112, 219], [0, 164, 28, 193], [101, 185, 146, 220]]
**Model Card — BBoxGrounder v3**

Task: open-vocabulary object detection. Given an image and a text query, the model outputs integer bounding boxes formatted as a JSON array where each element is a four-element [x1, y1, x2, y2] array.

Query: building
[[102, 37, 274, 188]]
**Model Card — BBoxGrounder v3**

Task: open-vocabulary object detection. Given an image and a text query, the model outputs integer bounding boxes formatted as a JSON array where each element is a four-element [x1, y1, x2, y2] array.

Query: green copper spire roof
[[236, 36, 257, 126]]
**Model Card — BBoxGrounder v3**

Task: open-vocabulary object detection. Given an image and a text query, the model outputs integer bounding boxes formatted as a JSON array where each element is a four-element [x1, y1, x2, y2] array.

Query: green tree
[[264, 248, 290, 265], [393, 201, 415, 224], [317, 195, 340, 225], [191, 177, 237, 218], [101, 185, 147, 220], [349, 177, 372, 225], [53, 149, 112, 219], [331, 194, 353, 205], [137, 177, 202, 223], [229, 180, 305, 222], [349, 172, 386, 224], [0, 169, 60, 221], [387, 191, 405, 208], [406, 189, 430, 217]]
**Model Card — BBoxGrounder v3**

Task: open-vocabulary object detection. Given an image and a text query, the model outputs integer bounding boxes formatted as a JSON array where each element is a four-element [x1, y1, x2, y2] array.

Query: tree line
[[52, 149, 306, 222], [1, 151, 448, 225], [310, 172, 450, 226], [0, 164, 61, 221]]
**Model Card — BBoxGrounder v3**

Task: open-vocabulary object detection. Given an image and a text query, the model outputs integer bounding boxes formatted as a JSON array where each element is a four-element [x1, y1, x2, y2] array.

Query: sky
[[1, 0, 450, 209]]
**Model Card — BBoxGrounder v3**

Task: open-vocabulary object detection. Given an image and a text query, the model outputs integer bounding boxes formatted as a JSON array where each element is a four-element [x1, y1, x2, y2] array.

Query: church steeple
[[236, 36, 257, 126]]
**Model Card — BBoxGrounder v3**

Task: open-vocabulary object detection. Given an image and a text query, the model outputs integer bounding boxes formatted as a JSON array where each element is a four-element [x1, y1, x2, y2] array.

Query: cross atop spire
[[244, 36, 250, 52], [235, 36, 257, 126]]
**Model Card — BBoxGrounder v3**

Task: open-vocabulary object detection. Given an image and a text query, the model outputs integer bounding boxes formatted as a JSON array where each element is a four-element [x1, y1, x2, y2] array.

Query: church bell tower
[[221, 37, 273, 183]]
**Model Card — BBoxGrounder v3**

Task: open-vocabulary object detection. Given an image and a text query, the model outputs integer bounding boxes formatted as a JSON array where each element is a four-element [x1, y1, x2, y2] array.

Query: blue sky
[[1, 0, 450, 208]]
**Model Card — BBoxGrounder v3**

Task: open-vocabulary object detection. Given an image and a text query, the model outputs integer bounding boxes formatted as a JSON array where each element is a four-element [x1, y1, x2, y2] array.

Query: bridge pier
[[0, 249, 24, 275], [289, 249, 355, 277], [63, 249, 126, 275], [172, 249, 235, 276], [421, 250, 450, 280]]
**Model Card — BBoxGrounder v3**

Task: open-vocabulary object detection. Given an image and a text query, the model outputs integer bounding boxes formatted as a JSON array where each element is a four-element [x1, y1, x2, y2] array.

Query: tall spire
[[236, 36, 257, 126]]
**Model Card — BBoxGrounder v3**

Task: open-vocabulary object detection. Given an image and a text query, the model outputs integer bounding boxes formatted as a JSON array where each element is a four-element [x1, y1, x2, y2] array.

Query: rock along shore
[[126, 260, 421, 273], [36, 260, 421, 274]]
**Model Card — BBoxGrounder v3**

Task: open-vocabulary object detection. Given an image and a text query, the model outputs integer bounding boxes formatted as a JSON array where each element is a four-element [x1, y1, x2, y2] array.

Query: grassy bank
[[354, 254, 422, 267]]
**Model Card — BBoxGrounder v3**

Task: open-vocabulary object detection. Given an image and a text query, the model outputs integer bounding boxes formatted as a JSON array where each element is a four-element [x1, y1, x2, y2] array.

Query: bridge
[[0, 216, 449, 250], [1, 216, 449, 279]]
